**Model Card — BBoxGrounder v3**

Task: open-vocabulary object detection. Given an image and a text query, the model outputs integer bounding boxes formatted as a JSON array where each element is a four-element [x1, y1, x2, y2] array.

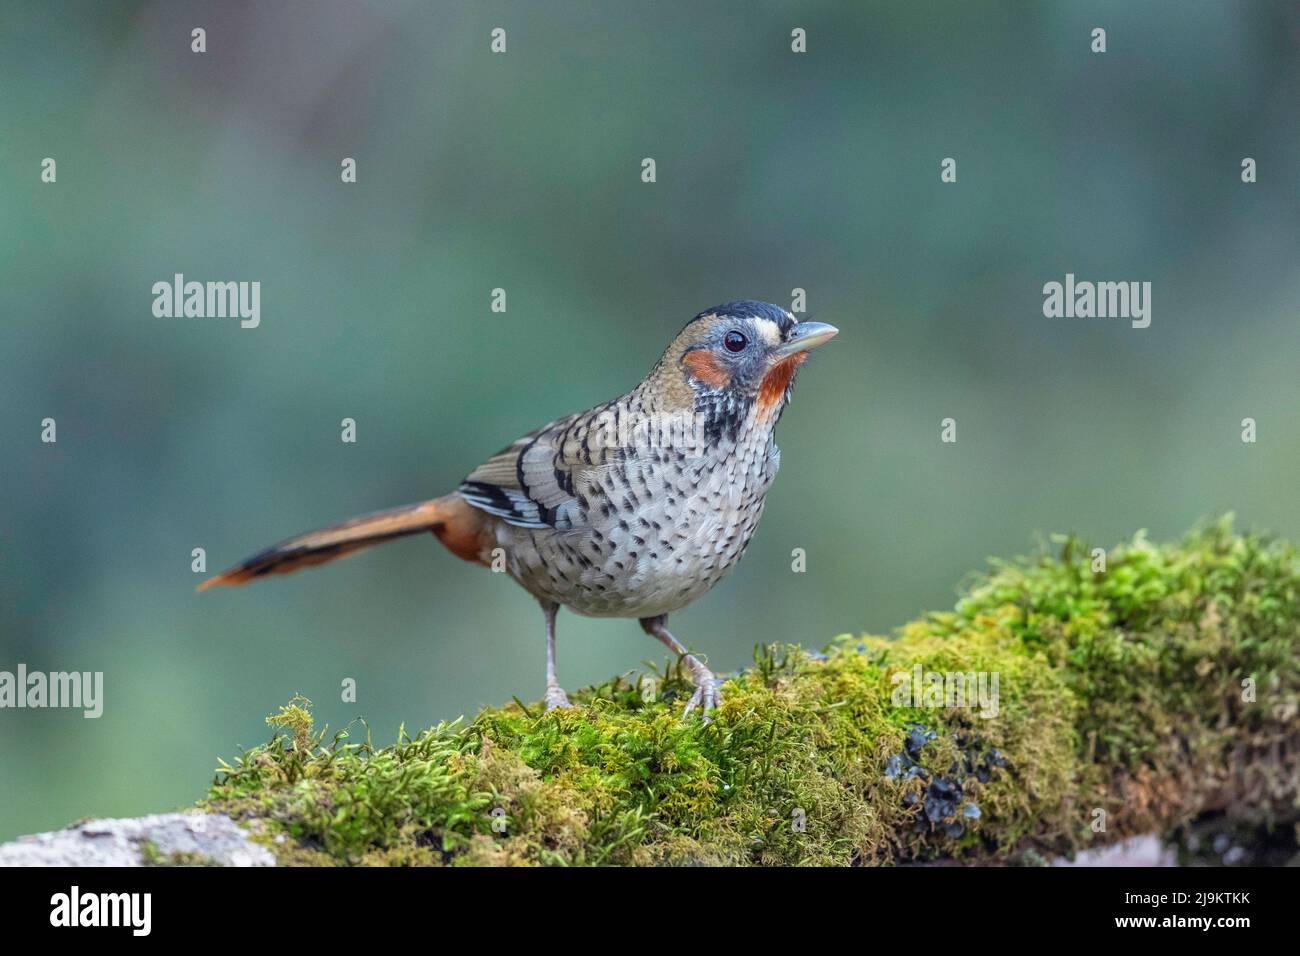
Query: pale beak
[[774, 321, 839, 359]]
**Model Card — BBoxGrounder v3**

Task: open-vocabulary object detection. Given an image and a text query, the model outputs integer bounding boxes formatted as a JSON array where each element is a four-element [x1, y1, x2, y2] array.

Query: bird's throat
[[756, 353, 806, 421]]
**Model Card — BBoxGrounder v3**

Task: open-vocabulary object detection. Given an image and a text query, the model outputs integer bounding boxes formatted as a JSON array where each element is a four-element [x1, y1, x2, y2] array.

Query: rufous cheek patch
[[682, 350, 732, 389]]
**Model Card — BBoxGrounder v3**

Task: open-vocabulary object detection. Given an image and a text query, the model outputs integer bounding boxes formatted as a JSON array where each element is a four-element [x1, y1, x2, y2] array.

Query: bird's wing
[[458, 404, 619, 530]]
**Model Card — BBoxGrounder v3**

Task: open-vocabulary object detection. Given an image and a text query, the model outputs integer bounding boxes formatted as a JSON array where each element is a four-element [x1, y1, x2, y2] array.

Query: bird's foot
[[681, 655, 721, 723], [544, 685, 573, 711]]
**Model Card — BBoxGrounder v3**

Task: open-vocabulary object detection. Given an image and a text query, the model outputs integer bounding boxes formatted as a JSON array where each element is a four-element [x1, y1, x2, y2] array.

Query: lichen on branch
[[204, 517, 1300, 866]]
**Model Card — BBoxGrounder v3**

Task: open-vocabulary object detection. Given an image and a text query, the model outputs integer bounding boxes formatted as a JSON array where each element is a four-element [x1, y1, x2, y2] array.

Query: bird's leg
[[540, 599, 572, 710], [639, 614, 721, 721]]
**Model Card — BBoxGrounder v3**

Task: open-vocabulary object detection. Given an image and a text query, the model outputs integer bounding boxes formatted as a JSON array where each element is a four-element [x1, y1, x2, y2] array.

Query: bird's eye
[[723, 330, 748, 353]]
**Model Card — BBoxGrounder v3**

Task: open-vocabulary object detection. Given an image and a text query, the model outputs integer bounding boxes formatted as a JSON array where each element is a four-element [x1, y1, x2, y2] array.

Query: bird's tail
[[197, 494, 486, 590]]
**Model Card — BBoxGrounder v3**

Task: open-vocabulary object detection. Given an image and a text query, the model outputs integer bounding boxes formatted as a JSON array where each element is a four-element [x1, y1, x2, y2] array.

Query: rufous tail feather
[[197, 494, 486, 590]]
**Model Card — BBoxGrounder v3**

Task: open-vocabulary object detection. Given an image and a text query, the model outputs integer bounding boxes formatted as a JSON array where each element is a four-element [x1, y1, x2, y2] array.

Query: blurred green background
[[2, 0, 1298, 841]]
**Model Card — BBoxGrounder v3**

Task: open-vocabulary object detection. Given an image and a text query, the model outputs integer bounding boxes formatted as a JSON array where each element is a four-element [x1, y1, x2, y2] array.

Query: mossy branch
[[205, 517, 1300, 866]]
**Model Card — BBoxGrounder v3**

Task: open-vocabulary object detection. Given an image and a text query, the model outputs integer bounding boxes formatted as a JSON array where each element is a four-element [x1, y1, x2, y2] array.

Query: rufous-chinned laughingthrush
[[201, 301, 838, 719]]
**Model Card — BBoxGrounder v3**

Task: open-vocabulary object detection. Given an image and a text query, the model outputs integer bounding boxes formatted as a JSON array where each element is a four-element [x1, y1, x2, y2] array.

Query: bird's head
[[654, 300, 838, 440]]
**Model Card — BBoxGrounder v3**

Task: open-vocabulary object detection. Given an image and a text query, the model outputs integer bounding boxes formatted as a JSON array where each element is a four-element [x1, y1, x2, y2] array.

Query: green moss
[[204, 518, 1300, 866], [139, 839, 220, 867]]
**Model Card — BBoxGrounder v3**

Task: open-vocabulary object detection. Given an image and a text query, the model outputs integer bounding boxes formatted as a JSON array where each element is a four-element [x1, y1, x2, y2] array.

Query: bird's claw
[[681, 660, 721, 723], [544, 686, 573, 711]]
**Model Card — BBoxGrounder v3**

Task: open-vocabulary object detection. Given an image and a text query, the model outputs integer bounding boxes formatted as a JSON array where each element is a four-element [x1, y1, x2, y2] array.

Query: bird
[[200, 301, 838, 720]]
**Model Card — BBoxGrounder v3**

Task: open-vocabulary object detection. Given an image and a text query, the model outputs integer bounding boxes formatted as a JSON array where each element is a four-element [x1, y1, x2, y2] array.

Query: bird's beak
[[774, 321, 839, 359]]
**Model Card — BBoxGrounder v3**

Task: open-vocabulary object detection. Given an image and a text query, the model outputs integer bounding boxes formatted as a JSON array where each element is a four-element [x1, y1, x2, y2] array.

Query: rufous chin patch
[[682, 350, 732, 389], [757, 353, 806, 419]]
